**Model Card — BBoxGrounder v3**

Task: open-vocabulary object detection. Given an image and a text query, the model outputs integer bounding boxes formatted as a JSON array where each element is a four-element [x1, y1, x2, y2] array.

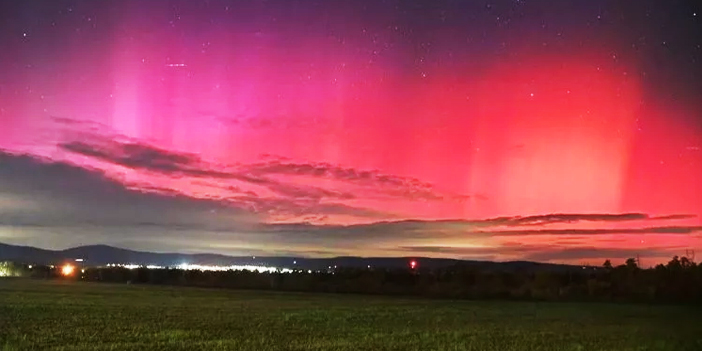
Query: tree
[[680, 256, 695, 269], [667, 256, 682, 270], [0, 261, 23, 277], [603, 260, 613, 269], [625, 258, 638, 270]]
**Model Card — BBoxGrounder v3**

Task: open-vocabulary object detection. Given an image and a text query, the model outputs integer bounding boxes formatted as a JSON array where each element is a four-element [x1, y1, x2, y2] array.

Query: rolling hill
[[0, 242, 589, 272]]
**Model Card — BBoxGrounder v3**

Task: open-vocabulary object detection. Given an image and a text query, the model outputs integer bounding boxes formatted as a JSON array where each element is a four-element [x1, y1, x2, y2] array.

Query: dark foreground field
[[1, 279, 700, 351]]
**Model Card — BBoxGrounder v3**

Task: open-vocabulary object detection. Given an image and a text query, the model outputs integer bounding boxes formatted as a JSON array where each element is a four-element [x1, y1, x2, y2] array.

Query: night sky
[[1, 0, 701, 266]]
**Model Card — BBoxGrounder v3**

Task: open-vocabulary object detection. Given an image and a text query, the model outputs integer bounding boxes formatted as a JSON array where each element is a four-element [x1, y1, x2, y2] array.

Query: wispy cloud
[[57, 124, 473, 202], [242, 158, 470, 202], [60, 139, 232, 179], [263, 213, 697, 233], [482, 226, 702, 236], [225, 194, 388, 219], [55, 128, 476, 221], [244, 158, 433, 189], [56, 133, 393, 220]]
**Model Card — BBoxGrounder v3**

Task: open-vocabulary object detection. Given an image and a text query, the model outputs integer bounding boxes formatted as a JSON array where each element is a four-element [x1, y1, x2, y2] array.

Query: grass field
[[1, 279, 700, 351]]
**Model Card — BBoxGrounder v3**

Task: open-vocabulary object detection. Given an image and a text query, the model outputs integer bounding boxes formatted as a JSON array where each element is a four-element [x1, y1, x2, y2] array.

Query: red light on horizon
[[410, 260, 417, 269]]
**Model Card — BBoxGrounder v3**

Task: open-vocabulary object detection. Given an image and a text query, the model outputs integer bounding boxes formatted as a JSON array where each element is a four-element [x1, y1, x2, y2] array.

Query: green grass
[[0, 279, 700, 351]]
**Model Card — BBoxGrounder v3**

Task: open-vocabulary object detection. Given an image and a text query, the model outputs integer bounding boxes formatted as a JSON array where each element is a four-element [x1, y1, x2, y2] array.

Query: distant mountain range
[[0, 242, 590, 272]]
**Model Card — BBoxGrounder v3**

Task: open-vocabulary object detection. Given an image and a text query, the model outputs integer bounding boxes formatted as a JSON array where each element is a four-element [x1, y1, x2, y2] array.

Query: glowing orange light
[[409, 260, 417, 269], [61, 264, 75, 276]]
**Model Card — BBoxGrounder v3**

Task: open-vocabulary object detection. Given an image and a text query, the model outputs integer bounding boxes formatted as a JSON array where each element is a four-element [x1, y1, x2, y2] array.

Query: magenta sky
[[1, 0, 701, 266]]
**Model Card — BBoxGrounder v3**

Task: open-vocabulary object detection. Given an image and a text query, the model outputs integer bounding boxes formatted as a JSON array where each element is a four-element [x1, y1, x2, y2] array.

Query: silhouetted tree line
[[11, 256, 702, 304]]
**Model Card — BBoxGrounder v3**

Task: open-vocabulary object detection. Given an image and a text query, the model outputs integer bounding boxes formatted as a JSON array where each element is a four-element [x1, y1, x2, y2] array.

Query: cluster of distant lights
[[47, 259, 420, 277], [102, 263, 295, 274]]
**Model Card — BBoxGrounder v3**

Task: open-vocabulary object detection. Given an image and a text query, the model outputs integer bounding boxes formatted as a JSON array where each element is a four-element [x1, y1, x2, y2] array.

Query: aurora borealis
[[0, 0, 701, 265]]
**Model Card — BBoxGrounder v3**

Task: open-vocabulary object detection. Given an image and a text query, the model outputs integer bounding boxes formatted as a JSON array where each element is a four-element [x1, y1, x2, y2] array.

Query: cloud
[[56, 130, 472, 222], [249, 177, 356, 201], [249, 216, 702, 250], [59, 139, 232, 179], [460, 213, 683, 227], [240, 158, 470, 202], [397, 245, 517, 256], [650, 214, 698, 221], [242, 158, 453, 200], [244, 159, 429, 188], [57, 123, 454, 205], [262, 213, 698, 235], [482, 226, 702, 236], [51, 116, 106, 130], [397, 244, 686, 263], [0, 150, 258, 231], [59, 136, 369, 207], [225, 195, 388, 219], [62, 138, 360, 202]]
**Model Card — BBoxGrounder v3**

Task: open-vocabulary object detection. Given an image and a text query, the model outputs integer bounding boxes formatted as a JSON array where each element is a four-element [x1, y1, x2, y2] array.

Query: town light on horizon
[[104, 263, 294, 273], [61, 264, 75, 276]]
